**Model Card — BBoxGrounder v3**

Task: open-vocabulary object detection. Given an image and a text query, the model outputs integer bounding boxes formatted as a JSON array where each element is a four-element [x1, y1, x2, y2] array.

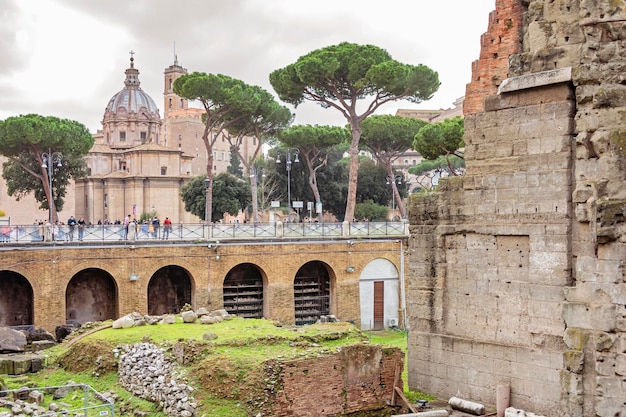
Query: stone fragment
[[112, 315, 135, 329], [202, 332, 218, 341], [210, 309, 229, 318], [195, 307, 209, 317], [160, 315, 176, 324], [0, 327, 27, 352], [181, 311, 197, 323], [200, 316, 217, 325]]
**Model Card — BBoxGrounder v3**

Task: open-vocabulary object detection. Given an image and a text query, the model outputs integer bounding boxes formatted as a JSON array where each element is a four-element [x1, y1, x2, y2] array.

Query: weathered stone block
[[0, 358, 13, 375], [595, 397, 623, 417], [563, 350, 584, 373], [11, 357, 31, 375], [563, 328, 589, 351], [595, 353, 616, 376], [593, 331, 616, 352], [615, 353, 626, 376]]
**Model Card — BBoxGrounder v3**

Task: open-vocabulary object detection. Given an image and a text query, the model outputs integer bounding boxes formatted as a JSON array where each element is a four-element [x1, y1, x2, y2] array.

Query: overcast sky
[[0, 0, 495, 133]]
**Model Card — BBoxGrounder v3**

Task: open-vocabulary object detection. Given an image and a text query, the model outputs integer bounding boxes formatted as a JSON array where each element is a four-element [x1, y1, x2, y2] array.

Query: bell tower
[[163, 53, 188, 116]]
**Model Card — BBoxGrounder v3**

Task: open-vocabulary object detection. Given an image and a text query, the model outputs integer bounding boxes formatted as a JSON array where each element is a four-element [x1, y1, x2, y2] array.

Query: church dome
[[106, 87, 159, 115], [105, 55, 159, 116], [101, 53, 162, 148]]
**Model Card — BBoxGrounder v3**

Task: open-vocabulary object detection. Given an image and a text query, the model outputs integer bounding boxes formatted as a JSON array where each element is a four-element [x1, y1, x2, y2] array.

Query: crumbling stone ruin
[[407, 0, 626, 416]]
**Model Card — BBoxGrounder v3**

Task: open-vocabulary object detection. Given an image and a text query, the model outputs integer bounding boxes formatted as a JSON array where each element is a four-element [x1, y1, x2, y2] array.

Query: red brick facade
[[463, 0, 524, 115], [271, 345, 404, 417]]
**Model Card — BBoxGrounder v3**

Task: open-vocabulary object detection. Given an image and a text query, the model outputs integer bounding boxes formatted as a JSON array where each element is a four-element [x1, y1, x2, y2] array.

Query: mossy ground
[[3, 318, 434, 416]]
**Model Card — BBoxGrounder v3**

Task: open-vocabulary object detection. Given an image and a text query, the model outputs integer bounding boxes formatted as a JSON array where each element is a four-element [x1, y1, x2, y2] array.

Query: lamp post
[[41, 149, 63, 223], [276, 149, 299, 210], [386, 174, 402, 220], [204, 177, 211, 225]]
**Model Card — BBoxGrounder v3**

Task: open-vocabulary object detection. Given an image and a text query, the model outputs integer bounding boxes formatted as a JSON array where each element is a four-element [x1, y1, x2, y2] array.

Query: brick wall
[[0, 240, 403, 332], [463, 0, 524, 115], [270, 345, 403, 417]]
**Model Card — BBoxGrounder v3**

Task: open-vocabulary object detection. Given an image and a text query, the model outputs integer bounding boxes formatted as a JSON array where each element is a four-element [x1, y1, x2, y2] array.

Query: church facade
[[73, 55, 256, 225]]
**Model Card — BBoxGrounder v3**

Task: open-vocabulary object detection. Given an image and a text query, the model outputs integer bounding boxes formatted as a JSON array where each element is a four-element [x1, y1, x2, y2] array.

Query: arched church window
[[161, 167, 167, 175]]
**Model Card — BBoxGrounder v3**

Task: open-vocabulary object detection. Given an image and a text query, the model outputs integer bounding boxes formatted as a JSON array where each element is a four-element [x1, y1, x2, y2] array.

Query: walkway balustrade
[[0, 220, 407, 244]]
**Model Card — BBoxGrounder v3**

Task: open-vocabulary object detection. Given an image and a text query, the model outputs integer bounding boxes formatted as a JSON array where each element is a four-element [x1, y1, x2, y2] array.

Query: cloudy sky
[[0, 0, 495, 133]]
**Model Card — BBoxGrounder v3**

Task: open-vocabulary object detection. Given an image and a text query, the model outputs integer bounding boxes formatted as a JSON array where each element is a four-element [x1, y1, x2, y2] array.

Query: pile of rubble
[[0, 383, 116, 417], [117, 342, 196, 417], [111, 308, 232, 329]]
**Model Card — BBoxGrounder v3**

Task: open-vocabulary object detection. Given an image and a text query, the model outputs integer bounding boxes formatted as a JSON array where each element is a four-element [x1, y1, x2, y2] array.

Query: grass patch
[[366, 329, 436, 402]]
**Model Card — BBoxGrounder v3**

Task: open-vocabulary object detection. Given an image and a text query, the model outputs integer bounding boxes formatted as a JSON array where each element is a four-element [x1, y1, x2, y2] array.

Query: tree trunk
[[387, 165, 405, 219], [305, 157, 322, 219], [204, 129, 215, 224], [249, 168, 259, 223], [344, 120, 361, 222]]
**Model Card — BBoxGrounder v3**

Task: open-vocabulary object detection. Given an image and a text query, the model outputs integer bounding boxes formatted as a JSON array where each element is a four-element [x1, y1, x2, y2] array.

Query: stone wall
[[408, 79, 575, 414], [407, 0, 626, 416]]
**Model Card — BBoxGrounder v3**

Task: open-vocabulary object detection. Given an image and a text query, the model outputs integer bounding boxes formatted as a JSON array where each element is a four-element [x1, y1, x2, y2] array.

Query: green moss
[[609, 129, 626, 156]]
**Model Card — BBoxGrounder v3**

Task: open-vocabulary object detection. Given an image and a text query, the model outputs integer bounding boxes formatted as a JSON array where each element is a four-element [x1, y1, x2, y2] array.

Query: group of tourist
[[22, 215, 174, 242], [122, 214, 172, 240], [35, 216, 88, 242]]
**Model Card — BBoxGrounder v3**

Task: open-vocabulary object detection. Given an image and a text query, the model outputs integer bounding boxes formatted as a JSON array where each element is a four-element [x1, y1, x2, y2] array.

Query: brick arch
[[222, 263, 267, 319], [0, 270, 34, 326], [66, 268, 118, 324], [132, 257, 200, 289], [294, 261, 335, 326], [147, 265, 194, 315]]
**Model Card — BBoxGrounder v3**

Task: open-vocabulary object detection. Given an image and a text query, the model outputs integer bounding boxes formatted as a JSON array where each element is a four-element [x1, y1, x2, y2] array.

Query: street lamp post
[[276, 149, 299, 211], [41, 149, 63, 223], [386, 174, 402, 220]]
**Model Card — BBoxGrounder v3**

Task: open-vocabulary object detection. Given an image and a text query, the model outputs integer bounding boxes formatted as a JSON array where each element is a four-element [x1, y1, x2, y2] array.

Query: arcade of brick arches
[[0, 239, 404, 333]]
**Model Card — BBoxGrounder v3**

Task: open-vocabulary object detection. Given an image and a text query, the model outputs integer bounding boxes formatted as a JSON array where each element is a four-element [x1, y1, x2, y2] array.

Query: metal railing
[[0, 220, 407, 244]]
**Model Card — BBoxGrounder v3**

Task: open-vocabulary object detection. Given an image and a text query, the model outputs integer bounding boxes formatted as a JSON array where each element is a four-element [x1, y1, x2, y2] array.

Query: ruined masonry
[[407, 0, 626, 416]]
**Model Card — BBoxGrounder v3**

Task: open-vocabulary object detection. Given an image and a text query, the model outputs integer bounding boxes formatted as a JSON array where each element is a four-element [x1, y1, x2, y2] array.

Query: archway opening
[[294, 261, 331, 326], [223, 263, 264, 318], [0, 271, 33, 327], [147, 266, 193, 315], [66, 268, 118, 324]]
